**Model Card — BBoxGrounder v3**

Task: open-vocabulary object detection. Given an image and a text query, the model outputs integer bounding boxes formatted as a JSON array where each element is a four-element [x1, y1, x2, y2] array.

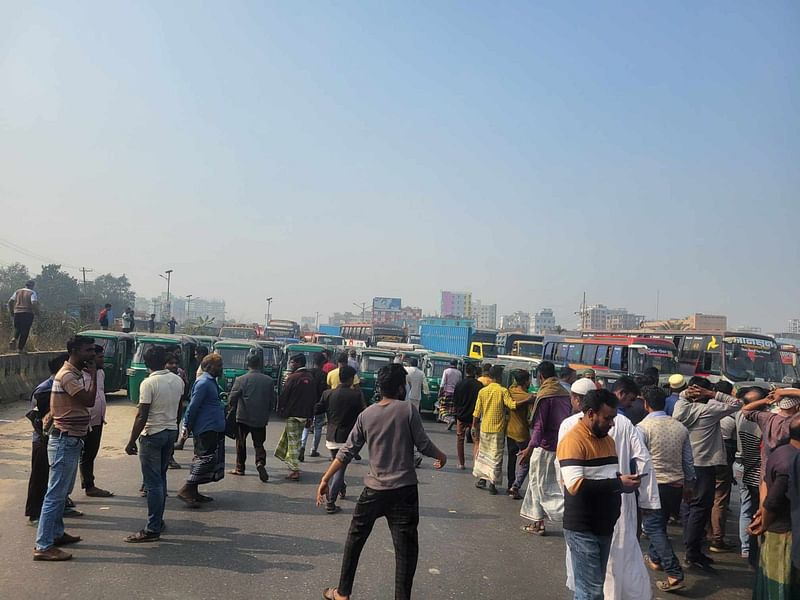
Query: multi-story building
[[607, 311, 644, 330], [329, 311, 371, 326], [373, 306, 423, 329], [736, 326, 762, 334], [472, 300, 497, 330], [500, 311, 530, 333], [579, 304, 643, 331], [533, 308, 557, 334], [789, 319, 800, 335], [441, 291, 472, 318]]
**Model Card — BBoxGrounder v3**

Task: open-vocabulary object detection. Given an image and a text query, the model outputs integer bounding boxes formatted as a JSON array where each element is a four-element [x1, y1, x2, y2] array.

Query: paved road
[[0, 397, 753, 599]]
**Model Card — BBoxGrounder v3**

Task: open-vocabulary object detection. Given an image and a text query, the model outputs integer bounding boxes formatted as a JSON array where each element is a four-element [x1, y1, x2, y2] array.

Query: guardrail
[[0, 352, 62, 404]]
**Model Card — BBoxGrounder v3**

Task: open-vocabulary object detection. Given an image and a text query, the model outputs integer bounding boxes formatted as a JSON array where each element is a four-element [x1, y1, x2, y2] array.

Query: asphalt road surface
[[0, 397, 754, 599]]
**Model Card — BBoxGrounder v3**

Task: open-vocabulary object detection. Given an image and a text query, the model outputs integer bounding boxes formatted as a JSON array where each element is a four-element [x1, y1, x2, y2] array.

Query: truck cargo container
[[318, 324, 341, 336], [420, 322, 472, 356]]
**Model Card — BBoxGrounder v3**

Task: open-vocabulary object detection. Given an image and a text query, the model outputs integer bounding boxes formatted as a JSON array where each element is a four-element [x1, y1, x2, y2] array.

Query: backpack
[[99, 308, 109, 325]]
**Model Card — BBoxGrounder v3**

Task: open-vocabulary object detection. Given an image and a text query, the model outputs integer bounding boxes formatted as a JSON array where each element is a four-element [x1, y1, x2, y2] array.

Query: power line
[[0, 237, 82, 270]]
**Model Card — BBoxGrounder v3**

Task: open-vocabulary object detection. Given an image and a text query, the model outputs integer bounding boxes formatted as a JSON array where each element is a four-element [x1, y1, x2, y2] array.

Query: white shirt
[[139, 369, 184, 435], [83, 370, 106, 427], [405, 366, 429, 403]]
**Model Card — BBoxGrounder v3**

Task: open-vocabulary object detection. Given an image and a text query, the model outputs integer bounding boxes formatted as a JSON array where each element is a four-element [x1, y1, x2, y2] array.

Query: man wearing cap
[[742, 387, 800, 469], [665, 374, 686, 416], [579, 368, 597, 384], [8, 280, 39, 353], [518, 361, 572, 535]]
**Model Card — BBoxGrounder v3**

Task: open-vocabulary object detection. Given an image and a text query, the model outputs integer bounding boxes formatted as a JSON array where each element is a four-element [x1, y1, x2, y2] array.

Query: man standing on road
[[33, 335, 97, 561], [315, 366, 364, 514], [557, 388, 641, 600], [453, 363, 483, 470], [405, 357, 429, 467], [637, 386, 693, 592], [275, 354, 318, 481], [438, 359, 462, 427], [472, 365, 521, 495], [317, 363, 447, 600], [99, 304, 113, 330], [328, 352, 361, 390], [148, 313, 156, 333], [673, 378, 742, 572], [79, 345, 113, 498], [124, 345, 184, 542], [743, 387, 800, 468], [8, 279, 38, 353], [347, 349, 359, 372], [665, 374, 686, 416], [300, 353, 328, 461], [177, 353, 226, 505], [518, 361, 573, 534], [227, 353, 275, 483], [735, 386, 767, 564], [478, 363, 492, 386], [506, 369, 534, 499], [121, 307, 135, 333], [167, 316, 177, 334]]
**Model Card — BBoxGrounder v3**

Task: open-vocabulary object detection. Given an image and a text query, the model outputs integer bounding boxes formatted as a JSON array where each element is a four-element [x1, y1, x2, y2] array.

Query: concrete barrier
[[0, 352, 62, 404]]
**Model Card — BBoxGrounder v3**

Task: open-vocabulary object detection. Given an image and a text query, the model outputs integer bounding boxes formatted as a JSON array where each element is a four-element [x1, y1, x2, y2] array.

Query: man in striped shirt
[[557, 389, 641, 600]]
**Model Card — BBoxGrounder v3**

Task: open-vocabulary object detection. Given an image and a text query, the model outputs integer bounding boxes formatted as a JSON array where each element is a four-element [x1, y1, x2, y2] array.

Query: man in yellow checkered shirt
[[472, 365, 532, 495]]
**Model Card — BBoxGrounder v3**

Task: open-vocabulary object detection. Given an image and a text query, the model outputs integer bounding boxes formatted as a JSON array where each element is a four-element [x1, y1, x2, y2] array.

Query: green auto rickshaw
[[214, 339, 264, 395], [254, 340, 284, 383], [127, 334, 199, 403], [81, 330, 136, 393], [278, 343, 327, 394], [421, 353, 464, 416], [358, 348, 396, 404]]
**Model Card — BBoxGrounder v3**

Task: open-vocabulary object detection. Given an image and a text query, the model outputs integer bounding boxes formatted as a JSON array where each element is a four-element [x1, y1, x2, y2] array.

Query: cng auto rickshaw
[[358, 348, 396, 404], [278, 343, 327, 394], [81, 330, 136, 393], [213, 339, 264, 396], [254, 340, 284, 383], [127, 334, 198, 403], [421, 353, 464, 416]]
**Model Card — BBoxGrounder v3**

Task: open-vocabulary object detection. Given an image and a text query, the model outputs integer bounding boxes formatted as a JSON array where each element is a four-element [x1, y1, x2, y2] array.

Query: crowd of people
[[19, 335, 800, 600]]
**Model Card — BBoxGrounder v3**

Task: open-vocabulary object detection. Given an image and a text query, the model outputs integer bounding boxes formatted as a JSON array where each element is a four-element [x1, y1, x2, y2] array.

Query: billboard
[[372, 297, 401, 311]]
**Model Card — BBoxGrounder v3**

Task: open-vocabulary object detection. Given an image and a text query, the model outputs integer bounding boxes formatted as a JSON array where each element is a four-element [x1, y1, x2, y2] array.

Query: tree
[[88, 273, 136, 312], [0, 262, 31, 307], [35, 264, 80, 314]]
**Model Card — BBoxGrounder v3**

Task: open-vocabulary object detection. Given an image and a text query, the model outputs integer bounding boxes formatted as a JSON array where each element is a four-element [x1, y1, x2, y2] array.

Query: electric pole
[[159, 269, 173, 318], [353, 301, 367, 321], [186, 294, 193, 323], [79, 267, 93, 296], [265, 297, 273, 328]]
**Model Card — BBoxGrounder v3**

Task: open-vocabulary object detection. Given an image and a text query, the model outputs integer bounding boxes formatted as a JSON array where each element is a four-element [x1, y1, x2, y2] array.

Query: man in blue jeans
[[34, 335, 97, 561], [124, 345, 184, 542], [556, 389, 640, 600]]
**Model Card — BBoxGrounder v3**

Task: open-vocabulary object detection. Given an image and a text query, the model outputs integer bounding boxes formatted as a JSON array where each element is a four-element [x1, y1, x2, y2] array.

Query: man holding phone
[[34, 336, 97, 561]]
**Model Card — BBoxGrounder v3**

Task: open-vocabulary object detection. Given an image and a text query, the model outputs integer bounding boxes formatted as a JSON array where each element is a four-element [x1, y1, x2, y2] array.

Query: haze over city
[[1, 2, 798, 330]]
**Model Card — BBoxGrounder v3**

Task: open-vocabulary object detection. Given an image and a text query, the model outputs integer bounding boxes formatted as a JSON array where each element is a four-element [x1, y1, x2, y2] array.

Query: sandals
[[229, 470, 245, 476], [656, 579, 685, 592], [521, 522, 546, 536], [322, 588, 346, 600], [124, 529, 161, 543], [644, 554, 664, 572], [285, 471, 300, 481]]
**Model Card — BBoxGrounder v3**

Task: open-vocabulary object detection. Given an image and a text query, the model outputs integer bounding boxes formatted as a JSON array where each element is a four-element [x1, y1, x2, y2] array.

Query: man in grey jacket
[[673, 377, 742, 572], [227, 353, 275, 483]]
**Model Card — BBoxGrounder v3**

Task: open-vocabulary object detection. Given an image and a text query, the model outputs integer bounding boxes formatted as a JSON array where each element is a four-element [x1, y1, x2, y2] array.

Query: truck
[[420, 319, 473, 356], [496, 333, 545, 359]]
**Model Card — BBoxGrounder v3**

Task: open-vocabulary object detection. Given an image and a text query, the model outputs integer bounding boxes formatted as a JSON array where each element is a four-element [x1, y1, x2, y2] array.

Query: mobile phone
[[634, 472, 649, 479]]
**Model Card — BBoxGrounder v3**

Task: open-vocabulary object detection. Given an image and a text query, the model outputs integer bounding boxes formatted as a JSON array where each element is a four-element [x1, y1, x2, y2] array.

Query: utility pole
[[575, 291, 587, 330], [186, 294, 193, 323], [656, 290, 660, 321], [265, 297, 273, 328], [353, 301, 367, 321], [315, 311, 320, 331], [79, 267, 93, 296], [158, 269, 173, 318]]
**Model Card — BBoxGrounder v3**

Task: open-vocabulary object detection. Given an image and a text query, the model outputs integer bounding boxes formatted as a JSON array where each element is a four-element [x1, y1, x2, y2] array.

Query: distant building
[[441, 291, 472, 318], [168, 295, 225, 324], [736, 325, 762, 334], [300, 316, 318, 331], [687, 313, 727, 331], [533, 308, 557, 334], [373, 305, 423, 330], [329, 311, 371, 326], [789, 319, 800, 335], [579, 304, 643, 331], [500, 311, 530, 333], [472, 300, 497, 329]]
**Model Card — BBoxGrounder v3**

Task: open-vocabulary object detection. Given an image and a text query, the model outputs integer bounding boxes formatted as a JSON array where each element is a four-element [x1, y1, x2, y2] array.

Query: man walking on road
[[121, 307, 135, 332], [453, 363, 483, 469], [228, 353, 275, 482], [275, 354, 319, 481], [317, 363, 447, 600], [79, 345, 113, 498], [405, 357, 429, 467], [8, 279, 38, 352], [99, 304, 113, 330], [148, 313, 156, 333], [33, 335, 97, 561], [167, 316, 177, 334], [124, 345, 184, 542], [557, 388, 641, 600], [438, 359, 462, 427]]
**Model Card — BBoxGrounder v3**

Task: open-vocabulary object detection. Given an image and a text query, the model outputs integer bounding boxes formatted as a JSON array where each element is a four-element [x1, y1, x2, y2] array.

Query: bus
[[264, 319, 301, 340], [582, 330, 787, 384], [777, 342, 799, 383], [218, 326, 258, 340], [341, 322, 406, 347], [496, 333, 545, 359], [543, 335, 679, 385], [311, 333, 345, 347]]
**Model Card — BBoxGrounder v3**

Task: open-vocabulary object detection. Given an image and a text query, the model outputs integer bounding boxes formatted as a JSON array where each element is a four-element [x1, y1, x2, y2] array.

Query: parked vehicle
[[358, 348, 396, 404], [421, 353, 465, 415], [127, 334, 199, 403], [496, 333, 545, 359], [81, 330, 136, 393], [213, 339, 264, 394], [278, 343, 327, 394], [218, 326, 258, 340], [420, 319, 473, 356], [254, 340, 284, 382]]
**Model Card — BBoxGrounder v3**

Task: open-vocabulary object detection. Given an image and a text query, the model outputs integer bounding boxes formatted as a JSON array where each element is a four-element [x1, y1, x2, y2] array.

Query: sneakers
[[63, 507, 83, 518], [709, 541, 735, 553], [508, 486, 523, 500], [33, 547, 72, 561], [325, 503, 341, 515], [414, 456, 423, 468], [684, 555, 716, 573]]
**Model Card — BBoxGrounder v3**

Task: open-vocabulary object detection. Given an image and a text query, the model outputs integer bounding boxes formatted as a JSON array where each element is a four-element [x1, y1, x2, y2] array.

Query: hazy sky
[[1, 2, 798, 330]]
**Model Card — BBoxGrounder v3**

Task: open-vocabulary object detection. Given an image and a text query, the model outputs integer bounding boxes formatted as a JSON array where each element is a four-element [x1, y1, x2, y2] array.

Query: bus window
[[680, 337, 702, 364], [610, 346, 624, 371], [595, 345, 609, 367], [555, 343, 569, 363], [543, 343, 555, 361], [566, 344, 582, 363], [581, 344, 597, 366]]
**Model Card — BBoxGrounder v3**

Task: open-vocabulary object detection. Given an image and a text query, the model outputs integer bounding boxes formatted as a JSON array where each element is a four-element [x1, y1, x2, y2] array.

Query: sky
[[1, 2, 798, 330]]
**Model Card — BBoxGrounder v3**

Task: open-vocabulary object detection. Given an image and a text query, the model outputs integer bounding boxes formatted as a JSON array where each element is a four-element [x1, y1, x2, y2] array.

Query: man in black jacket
[[453, 363, 484, 470], [315, 366, 364, 513], [274, 354, 319, 481]]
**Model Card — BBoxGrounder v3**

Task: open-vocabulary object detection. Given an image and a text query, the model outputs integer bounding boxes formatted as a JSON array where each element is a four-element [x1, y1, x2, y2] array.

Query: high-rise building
[[579, 304, 643, 331], [440, 291, 472, 318], [500, 311, 530, 333], [533, 308, 557, 334], [788, 319, 800, 334], [472, 300, 497, 329], [736, 325, 762, 334], [169, 295, 226, 324]]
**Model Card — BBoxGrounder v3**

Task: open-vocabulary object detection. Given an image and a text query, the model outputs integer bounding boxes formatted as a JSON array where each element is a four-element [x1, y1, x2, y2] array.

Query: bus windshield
[[515, 342, 543, 359], [220, 327, 257, 340], [722, 336, 784, 383], [630, 347, 679, 375]]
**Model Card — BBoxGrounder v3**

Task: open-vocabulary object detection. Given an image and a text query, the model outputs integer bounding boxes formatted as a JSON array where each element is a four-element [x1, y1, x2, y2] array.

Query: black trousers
[[80, 424, 103, 489], [745, 484, 761, 568], [235, 423, 267, 471], [506, 437, 527, 490], [684, 465, 716, 560], [12, 312, 34, 350], [338, 485, 419, 599], [25, 438, 50, 519]]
